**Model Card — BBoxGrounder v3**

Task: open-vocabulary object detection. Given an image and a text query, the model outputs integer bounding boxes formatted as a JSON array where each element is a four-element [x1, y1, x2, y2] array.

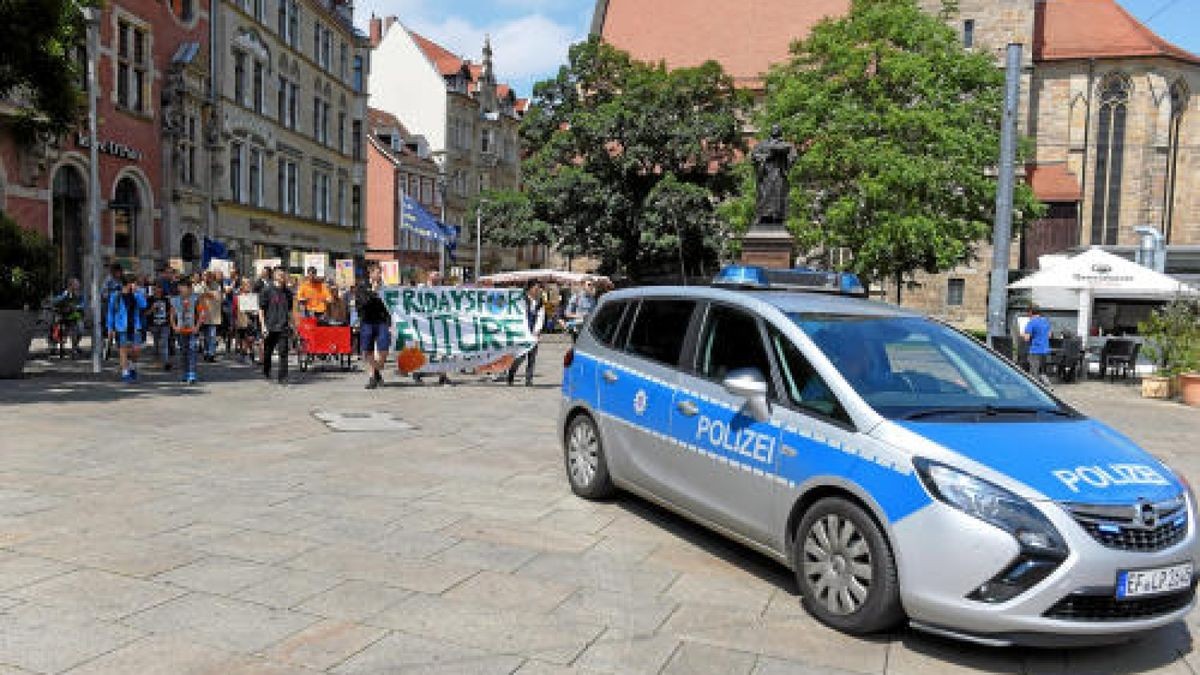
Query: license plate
[[1116, 562, 1194, 599]]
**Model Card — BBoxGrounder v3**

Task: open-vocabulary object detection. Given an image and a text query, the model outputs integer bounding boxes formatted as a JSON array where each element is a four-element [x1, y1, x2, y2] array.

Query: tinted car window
[[588, 301, 626, 347], [625, 299, 695, 366], [769, 327, 851, 425], [696, 305, 772, 390]]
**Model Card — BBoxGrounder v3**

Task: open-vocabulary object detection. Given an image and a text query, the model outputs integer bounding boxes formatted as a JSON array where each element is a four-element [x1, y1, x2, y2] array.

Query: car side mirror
[[723, 367, 771, 423]]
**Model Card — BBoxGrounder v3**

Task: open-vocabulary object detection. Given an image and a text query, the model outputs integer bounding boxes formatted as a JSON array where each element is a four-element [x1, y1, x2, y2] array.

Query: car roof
[[599, 285, 918, 318]]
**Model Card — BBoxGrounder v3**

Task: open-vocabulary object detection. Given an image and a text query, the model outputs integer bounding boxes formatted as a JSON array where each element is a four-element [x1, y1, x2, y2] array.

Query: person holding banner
[[356, 262, 391, 389], [506, 280, 546, 387]]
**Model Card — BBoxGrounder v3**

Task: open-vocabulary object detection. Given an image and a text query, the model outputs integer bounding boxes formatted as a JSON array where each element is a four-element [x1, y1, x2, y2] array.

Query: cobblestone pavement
[[1, 341, 1198, 674]]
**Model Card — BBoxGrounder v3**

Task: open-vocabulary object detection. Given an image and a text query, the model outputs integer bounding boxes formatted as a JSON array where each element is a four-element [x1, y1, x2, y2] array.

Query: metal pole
[[85, 8, 103, 374], [474, 203, 482, 283], [438, 175, 446, 278], [987, 43, 1022, 341]]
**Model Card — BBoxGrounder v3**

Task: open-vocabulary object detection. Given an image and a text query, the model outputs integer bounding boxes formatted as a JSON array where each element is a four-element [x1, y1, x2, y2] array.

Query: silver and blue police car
[[559, 266, 1197, 646]]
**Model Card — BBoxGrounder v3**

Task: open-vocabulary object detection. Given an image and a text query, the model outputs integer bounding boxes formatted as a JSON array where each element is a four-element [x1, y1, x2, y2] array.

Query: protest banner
[[335, 259, 355, 288], [207, 258, 234, 277], [380, 260, 400, 286], [253, 258, 282, 276], [304, 253, 328, 277], [382, 286, 536, 374]]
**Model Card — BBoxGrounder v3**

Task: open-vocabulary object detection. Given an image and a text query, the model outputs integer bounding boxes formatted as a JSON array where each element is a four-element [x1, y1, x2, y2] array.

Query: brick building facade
[[0, 0, 211, 283], [364, 108, 440, 276]]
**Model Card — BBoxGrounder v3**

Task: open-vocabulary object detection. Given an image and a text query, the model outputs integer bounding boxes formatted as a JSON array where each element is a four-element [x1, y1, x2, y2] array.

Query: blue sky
[[354, 0, 1200, 99]]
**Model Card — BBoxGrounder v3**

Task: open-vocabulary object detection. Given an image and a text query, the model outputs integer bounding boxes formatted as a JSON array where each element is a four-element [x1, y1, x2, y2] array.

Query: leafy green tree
[[736, 0, 1041, 285], [0, 0, 92, 140], [517, 37, 748, 279]]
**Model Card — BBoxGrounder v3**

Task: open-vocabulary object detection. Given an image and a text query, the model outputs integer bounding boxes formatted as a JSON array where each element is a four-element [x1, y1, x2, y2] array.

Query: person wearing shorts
[[106, 275, 147, 383], [356, 262, 392, 389]]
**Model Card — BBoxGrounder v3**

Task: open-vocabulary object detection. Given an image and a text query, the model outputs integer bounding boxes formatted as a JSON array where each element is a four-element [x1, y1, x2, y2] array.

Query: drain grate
[[313, 411, 416, 432]]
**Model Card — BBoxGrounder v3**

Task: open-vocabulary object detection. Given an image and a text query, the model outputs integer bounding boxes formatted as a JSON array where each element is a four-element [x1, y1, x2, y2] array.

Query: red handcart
[[295, 317, 354, 372]]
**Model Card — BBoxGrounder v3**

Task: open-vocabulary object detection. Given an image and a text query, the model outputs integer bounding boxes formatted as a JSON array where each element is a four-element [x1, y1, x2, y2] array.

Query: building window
[[181, 115, 197, 185], [1090, 74, 1130, 246], [249, 148, 262, 206], [352, 185, 362, 229], [233, 52, 247, 106], [322, 101, 331, 145], [340, 43, 347, 80], [277, 75, 287, 124], [1165, 80, 1186, 244], [116, 20, 149, 112], [352, 120, 362, 161], [321, 28, 332, 70], [287, 82, 298, 129], [352, 55, 364, 93], [113, 177, 140, 258], [253, 61, 264, 112], [230, 141, 243, 202], [169, 0, 194, 22], [281, 0, 298, 47], [287, 161, 298, 214], [252, 0, 262, 21], [963, 19, 975, 48], [313, 95, 322, 141], [338, 110, 346, 153], [947, 278, 965, 306], [338, 178, 346, 226]]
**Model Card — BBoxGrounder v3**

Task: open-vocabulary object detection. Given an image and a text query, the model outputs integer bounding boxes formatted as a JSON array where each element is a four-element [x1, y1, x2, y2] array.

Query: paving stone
[[285, 545, 477, 594], [753, 656, 866, 675], [371, 593, 605, 664], [154, 557, 278, 596], [659, 602, 765, 636], [262, 619, 387, 671], [295, 580, 412, 622], [432, 539, 540, 573], [123, 593, 320, 654], [65, 634, 261, 675], [330, 631, 494, 673], [553, 587, 679, 637], [663, 573, 775, 614], [517, 551, 679, 596], [0, 603, 142, 673], [234, 569, 342, 609], [662, 641, 758, 675], [0, 551, 75, 591], [573, 634, 681, 674], [15, 535, 200, 578], [197, 530, 317, 565], [444, 570, 577, 613], [682, 618, 888, 674], [11, 568, 183, 621]]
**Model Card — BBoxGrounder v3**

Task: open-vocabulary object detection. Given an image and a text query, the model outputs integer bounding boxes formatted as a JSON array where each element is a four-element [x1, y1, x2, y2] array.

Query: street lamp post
[[437, 171, 447, 278], [474, 200, 483, 284], [84, 6, 103, 374]]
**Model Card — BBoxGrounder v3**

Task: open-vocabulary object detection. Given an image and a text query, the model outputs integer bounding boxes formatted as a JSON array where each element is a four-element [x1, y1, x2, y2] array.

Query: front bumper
[[892, 497, 1199, 644]]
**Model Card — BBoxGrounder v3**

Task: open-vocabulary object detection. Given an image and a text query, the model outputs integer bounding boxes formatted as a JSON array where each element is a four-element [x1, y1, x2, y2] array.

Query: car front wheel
[[794, 497, 904, 634]]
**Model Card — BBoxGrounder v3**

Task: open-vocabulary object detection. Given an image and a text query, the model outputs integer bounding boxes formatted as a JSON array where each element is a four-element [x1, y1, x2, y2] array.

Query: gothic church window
[[1091, 74, 1130, 246], [1165, 80, 1186, 243]]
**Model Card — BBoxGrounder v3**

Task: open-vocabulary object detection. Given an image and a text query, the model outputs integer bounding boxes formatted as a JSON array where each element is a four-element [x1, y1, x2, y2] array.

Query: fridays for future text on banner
[[381, 286, 536, 374]]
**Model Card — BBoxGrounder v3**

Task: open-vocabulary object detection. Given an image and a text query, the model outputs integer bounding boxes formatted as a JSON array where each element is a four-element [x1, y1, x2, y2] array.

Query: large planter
[[0, 310, 36, 379], [1141, 375, 1175, 400], [1181, 373, 1200, 408]]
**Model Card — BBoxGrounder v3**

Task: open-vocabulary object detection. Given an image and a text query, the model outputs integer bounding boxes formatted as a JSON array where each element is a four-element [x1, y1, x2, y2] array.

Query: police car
[[558, 266, 1197, 646]]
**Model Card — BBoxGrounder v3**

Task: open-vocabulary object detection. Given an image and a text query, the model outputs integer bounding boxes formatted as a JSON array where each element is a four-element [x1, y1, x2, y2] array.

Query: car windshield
[[790, 313, 1071, 421]]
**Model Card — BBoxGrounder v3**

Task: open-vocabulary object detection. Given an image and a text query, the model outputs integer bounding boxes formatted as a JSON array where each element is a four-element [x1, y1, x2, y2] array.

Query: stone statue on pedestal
[[751, 125, 797, 226]]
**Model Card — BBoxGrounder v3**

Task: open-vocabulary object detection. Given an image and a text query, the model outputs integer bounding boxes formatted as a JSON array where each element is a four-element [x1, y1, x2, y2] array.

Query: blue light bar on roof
[[712, 265, 867, 297], [712, 265, 770, 288]]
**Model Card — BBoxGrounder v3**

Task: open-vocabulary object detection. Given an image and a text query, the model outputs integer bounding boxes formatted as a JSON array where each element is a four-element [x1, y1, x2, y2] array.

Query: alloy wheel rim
[[802, 513, 873, 616], [567, 421, 599, 487]]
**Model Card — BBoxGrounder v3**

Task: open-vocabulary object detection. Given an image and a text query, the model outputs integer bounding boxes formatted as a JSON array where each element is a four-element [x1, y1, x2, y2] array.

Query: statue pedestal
[[740, 225, 794, 269]]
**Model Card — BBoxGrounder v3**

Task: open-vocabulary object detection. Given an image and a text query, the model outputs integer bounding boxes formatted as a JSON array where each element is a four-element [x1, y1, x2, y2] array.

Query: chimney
[[384, 16, 397, 36], [369, 14, 382, 47]]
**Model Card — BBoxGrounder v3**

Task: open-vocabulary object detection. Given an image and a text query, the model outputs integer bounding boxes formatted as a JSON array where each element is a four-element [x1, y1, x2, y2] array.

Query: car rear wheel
[[794, 497, 904, 634], [564, 413, 614, 500]]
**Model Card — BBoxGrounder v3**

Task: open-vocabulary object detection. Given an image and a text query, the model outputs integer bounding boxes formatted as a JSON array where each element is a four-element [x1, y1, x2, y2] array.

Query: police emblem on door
[[633, 389, 648, 417]]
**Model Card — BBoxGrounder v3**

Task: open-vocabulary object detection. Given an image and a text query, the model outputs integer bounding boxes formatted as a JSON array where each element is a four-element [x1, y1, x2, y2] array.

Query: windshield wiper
[[901, 406, 1071, 420]]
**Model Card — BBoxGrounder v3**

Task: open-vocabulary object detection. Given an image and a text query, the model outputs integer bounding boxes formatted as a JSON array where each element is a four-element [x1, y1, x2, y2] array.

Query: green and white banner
[[381, 286, 537, 374]]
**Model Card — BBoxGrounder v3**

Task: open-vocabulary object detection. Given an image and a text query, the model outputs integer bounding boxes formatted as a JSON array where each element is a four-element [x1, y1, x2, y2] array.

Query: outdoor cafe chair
[[1104, 339, 1140, 383]]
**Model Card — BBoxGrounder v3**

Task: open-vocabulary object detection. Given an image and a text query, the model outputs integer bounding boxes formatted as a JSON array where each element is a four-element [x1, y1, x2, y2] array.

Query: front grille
[[1044, 587, 1196, 621], [1063, 497, 1188, 552]]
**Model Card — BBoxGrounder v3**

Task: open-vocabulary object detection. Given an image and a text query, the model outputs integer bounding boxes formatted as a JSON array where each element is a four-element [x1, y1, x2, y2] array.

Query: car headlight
[[914, 458, 1068, 603]]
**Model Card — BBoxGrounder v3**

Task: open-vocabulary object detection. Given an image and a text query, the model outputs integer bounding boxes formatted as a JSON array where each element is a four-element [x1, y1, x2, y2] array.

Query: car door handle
[[602, 370, 619, 384], [676, 400, 699, 417]]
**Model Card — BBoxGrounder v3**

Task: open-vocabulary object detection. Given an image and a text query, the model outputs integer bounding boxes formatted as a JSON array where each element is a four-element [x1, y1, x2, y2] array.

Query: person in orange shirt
[[296, 266, 333, 320]]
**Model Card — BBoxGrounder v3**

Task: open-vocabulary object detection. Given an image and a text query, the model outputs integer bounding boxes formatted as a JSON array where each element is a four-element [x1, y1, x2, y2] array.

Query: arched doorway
[[112, 177, 142, 265], [52, 165, 87, 283]]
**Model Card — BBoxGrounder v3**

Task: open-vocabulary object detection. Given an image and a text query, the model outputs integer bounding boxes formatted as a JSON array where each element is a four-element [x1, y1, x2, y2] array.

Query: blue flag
[[201, 237, 228, 270], [401, 195, 448, 243]]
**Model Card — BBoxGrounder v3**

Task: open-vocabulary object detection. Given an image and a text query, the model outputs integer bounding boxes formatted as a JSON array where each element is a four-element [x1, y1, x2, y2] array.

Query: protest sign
[[304, 253, 328, 277], [253, 258, 282, 276], [207, 259, 234, 277], [237, 293, 260, 312], [382, 286, 536, 374], [380, 260, 400, 286], [335, 259, 355, 288]]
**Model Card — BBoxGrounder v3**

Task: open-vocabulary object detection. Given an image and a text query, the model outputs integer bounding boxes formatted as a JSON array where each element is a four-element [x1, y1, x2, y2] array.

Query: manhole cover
[[313, 411, 416, 432]]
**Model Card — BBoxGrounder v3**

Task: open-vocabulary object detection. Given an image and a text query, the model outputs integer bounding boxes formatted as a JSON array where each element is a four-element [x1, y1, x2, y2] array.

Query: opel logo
[[1133, 499, 1158, 528]]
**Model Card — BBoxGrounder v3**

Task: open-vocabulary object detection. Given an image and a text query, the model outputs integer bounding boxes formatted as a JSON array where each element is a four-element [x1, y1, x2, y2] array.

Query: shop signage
[[382, 287, 536, 375], [76, 134, 143, 161]]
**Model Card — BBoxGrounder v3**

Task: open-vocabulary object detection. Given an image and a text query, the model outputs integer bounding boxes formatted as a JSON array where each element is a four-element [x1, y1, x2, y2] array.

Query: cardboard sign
[[207, 259, 234, 277], [253, 258, 282, 276], [380, 261, 400, 286], [304, 253, 328, 278], [382, 286, 536, 374], [335, 259, 355, 289], [237, 293, 260, 312]]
